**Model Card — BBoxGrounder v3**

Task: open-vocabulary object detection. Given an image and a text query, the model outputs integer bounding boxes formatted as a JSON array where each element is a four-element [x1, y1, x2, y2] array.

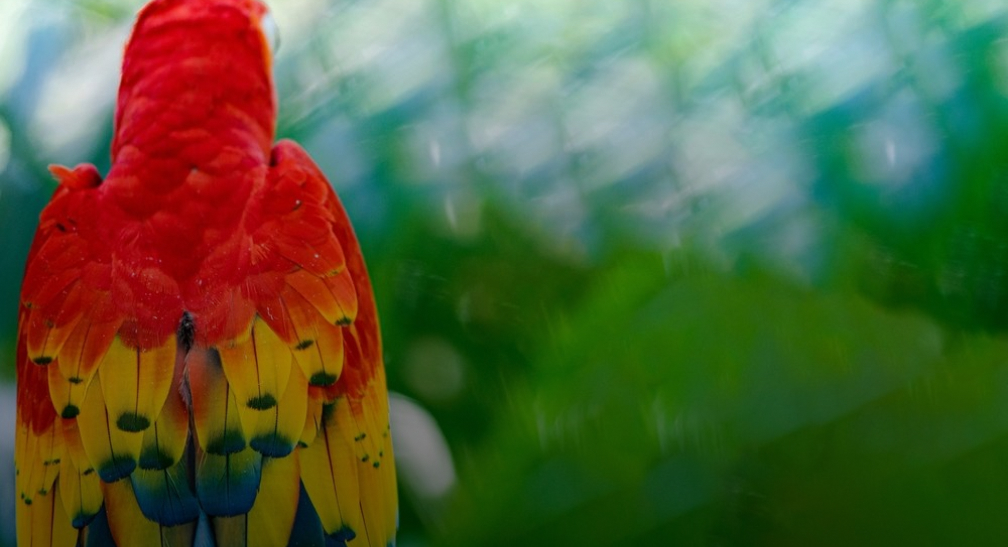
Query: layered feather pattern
[[15, 1, 397, 545]]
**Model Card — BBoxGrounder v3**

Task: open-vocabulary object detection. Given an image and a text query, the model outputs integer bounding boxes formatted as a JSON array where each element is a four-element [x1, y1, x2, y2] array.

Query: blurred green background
[[3, 0, 1008, 545]]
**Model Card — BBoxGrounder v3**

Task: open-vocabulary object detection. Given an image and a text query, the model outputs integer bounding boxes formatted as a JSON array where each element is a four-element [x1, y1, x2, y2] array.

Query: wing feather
[[57, 445, 103, 528], [269, 140, 398, 546], [17, 139, 396, 545]]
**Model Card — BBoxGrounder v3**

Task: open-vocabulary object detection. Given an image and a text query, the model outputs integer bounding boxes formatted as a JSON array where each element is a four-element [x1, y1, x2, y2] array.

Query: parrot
[[13, 0, 398, 545]]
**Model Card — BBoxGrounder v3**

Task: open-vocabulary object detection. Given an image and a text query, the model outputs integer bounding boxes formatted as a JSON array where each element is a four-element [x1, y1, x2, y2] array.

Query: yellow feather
[[103, 478, 195, 547], [356, 449, 385, 545], [47, 363, 88, 420], [246, 454, 300, 547], [285, 290, 344, 389], [248, 361, 308, 457], [58, 452, 103, 529], [187, 346, 246, 454], [211, 515, 247, 545], [286, 269, 346, 326], [306, 373, 398, 547], [58, 418, 90, 473], [98, 336, 175, 434], [370, 367, 398, 527], [299, 396, 323, 448], [356, 377, 398, 541], [26, 291, 84, 364], [15, 488, 28, 546], [163, 523, 198, 546], [19, 423, 61, 508], [139, 383, 189, 470], [56, 319, 118, 391], [300, 398, 363, 538], [39, 429, 62, 499], [22, 481, 77, 547], [17, 425, 39, 507], [324, 268, 358, 325], [77, 374, 142, 482], [349, 393, 393, 547], [219, 317, 293, 439], [14, 421, 28, 502]]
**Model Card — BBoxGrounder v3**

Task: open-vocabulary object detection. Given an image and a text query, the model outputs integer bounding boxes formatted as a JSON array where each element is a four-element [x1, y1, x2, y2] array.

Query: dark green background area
[[3, 0, 1008, 545]]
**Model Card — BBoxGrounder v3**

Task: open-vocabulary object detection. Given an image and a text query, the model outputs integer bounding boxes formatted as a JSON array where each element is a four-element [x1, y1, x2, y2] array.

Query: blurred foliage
[[4, 0, 1008, 545]]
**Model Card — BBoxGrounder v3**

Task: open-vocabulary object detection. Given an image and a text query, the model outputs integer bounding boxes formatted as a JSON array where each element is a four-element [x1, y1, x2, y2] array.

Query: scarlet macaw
[[14, 0, 397, 545]]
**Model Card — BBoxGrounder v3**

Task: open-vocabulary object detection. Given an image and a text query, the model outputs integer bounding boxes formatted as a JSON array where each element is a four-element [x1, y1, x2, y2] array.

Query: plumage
[[285, 288, 346, 389], [245, 455, 301, 547], [22, 481, 78, 547], [287, 483, 327, 547], [138, 357, 189, 470], [219, 317, 296, 453], [187, 346, 247, 455], [103, 478, 196, 547], [15, 0, 398, 545], [300, 401, 365, 539], [131, 458, 201, 526], [58, 447, 103, 528], [54, 319, 119, 406], [248, 360, 309, 457], [194, 446, 262, 517], [76, 373, 144, 482], [97, 335, 175, 434]]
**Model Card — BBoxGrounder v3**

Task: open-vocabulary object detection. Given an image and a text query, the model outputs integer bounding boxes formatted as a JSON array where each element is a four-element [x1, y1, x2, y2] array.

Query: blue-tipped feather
[[195, 446, 262, 516], [250, 431, 295, 458], [96, 456, 137, 483], [131, 457, 201, 526]]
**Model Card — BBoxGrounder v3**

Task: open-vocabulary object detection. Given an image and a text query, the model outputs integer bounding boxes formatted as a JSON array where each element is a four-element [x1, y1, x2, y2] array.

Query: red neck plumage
[[109, 1, 276, 201]]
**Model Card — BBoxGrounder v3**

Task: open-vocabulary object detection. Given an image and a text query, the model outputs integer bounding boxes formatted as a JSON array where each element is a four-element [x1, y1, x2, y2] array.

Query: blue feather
[[131, 457, 201, 526], [84, 506, 116, 547], [286, 482, 325, 547], [195, 447, 262, 516]]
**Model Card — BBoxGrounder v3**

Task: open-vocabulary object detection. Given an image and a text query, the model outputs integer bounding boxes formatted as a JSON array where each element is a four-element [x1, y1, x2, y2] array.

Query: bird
[[13, 0, 398, 545]]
